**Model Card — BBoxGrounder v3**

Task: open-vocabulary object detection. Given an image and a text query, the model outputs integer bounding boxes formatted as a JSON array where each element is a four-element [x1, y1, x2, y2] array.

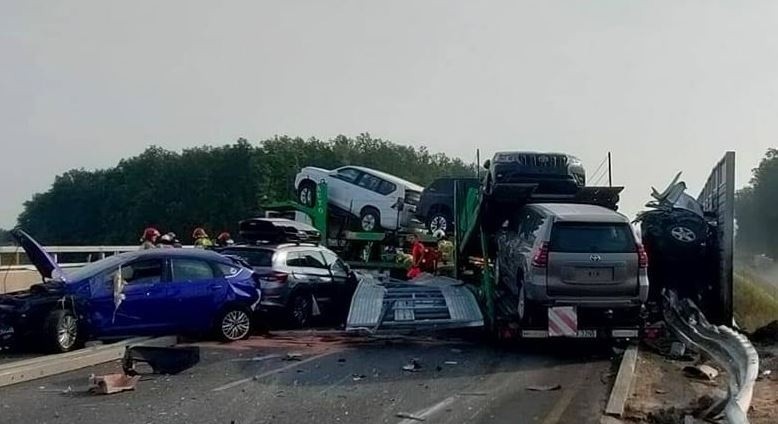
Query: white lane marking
[[398, 395, 458, 424], [212, 350, 336, 392]]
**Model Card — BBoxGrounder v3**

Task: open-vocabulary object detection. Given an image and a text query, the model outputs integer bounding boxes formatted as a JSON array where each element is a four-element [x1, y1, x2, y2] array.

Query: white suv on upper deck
[[294, 166, 424, 232]]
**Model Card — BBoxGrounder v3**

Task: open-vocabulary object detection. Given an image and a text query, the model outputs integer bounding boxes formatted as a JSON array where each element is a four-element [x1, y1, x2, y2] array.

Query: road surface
[[0, 331, 616, 424]]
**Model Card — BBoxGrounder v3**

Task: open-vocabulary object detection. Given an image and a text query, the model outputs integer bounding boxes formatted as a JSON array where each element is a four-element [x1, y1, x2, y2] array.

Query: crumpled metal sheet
[[346, 274, 483, 332]]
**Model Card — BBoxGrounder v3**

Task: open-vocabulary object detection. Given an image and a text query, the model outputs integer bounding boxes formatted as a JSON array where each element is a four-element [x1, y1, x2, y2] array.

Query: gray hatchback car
[[218, 244, 356, 327], [495, 203, 649, 324]]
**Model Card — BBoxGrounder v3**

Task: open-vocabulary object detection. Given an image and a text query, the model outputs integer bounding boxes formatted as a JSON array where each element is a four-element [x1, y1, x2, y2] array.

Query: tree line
[[735, 148, 778, 259], [11, 134, 476, 245]]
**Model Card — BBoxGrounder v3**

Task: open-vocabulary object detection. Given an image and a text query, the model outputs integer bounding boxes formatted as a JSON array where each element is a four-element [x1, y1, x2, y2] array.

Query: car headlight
[[568, 157, 583, 168]]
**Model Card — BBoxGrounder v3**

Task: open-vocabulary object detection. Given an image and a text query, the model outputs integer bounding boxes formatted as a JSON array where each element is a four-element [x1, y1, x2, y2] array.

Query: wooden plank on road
[[0, 336, 177, 388], [605, 344, 638, 417]]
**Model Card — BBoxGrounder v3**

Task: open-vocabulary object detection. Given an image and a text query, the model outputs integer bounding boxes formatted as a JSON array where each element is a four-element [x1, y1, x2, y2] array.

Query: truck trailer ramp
[[346, 274, 484, 332]]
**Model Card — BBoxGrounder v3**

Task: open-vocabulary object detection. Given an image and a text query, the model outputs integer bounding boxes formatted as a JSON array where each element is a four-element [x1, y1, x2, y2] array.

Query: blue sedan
[[0, 230, 261, 352]]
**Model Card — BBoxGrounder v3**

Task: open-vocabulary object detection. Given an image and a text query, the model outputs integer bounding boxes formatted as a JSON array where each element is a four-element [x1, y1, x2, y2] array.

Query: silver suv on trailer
[[495, 203, 649, 323]]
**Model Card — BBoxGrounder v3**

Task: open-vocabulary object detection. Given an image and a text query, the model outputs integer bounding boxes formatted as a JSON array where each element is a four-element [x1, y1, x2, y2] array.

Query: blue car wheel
[[216, 307, 252, 342]]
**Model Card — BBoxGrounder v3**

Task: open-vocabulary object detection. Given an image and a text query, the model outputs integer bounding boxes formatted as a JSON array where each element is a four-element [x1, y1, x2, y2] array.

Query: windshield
[[550, 222, 636, 253]]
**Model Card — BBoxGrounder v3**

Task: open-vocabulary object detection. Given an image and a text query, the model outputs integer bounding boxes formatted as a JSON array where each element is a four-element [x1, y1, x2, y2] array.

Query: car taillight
[[532, 242, 550, 268], [259, 272, 289, 285], [637, 244, 648, 269]]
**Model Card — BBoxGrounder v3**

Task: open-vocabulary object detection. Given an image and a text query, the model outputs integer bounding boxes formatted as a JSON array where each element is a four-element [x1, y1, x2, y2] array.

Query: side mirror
[[483, 159, 491, 170]]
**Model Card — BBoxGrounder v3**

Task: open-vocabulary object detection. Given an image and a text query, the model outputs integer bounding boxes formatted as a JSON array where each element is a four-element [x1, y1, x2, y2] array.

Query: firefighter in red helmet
[[140, 227, 160, 250]]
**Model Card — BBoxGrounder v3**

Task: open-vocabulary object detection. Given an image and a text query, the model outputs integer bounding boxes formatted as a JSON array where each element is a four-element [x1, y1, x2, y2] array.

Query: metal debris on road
[[89, 373, 141, 395], [396, 412, 426, 421], [283, 353, 303, 361], [402, 358, 422, 372], [655, 389, 668, 394], [669, 342, 687, 359], [526, 384, 562, 392], [351, 374, 366, 381], [682, 364, 719, 381], [444, 361, 458, 365]]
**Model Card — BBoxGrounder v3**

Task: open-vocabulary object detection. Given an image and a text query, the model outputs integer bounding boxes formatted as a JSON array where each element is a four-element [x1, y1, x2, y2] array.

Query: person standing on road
[[140, 227, 160, 250], [192, 227, 214, 249]]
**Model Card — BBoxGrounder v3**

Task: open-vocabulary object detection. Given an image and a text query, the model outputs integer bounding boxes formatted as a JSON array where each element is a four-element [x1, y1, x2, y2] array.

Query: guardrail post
[[52, 253, 58, 263], [15, 251, 20, 266]]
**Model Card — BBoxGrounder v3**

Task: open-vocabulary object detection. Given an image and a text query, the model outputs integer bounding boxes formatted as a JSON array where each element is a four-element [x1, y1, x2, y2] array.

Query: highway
[[0, 331, 615, 424]]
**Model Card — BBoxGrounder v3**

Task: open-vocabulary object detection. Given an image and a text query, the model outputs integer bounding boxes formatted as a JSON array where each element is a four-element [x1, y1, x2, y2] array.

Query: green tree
[[16, 135, 474, 245], [736, 148, 778, 258]]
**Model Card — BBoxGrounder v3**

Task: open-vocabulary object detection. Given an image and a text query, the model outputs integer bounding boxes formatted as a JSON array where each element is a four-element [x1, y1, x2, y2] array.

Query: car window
[[550, 222, 636, 253], [357, 173, 382, 191], [377, 180, 397, 195], [321, 250, 348, 273], [121, 259, 164, 285], [220, 248, 274, 267], [302, 250, 327, 268], [286, 252, 307, 267], [518, 211, 544, 241], [217, 263, 241, 278], [335, 168, 360, 183], [171, 259, 216, 281]]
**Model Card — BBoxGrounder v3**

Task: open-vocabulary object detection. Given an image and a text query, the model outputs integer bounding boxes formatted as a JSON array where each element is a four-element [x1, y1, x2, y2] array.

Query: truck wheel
[[297, 181, 317, 207], [359, 207, 381, 232], [216, 306, 252, 342], [43, 310, 82, 353]]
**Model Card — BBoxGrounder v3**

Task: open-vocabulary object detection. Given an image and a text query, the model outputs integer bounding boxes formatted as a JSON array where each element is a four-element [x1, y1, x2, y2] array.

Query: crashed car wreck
[[0, 229, 261, 352]]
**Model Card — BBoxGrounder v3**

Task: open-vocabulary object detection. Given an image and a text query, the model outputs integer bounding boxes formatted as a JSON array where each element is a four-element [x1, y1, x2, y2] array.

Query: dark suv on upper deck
[[417, 177, 480, 233], [483, 152, 586, 197]]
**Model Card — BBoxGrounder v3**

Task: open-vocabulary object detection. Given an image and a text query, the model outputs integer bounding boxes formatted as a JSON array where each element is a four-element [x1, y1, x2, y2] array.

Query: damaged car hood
[[10, 229, 67, 282]]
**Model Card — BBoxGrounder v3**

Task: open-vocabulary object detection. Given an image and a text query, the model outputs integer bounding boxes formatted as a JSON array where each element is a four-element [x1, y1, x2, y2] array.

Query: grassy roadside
[[733, 268, 778, 332]]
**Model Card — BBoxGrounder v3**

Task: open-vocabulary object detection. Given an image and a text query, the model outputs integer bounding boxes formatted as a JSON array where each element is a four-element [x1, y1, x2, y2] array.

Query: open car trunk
[[346, 274, 484, 332]]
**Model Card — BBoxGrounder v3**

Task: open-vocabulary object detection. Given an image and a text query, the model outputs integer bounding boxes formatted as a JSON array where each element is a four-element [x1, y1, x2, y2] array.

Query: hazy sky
[[2, 1, 776, 229]]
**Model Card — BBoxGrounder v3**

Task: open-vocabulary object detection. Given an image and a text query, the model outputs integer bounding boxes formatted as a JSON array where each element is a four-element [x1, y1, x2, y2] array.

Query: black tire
[[359, 207, 381, 232], [297, 181, 317, 207], [43, 310, 82, 353], [288, 293, 313, 328], [215, 306, 252, 342], [427, 210, 452, 234]]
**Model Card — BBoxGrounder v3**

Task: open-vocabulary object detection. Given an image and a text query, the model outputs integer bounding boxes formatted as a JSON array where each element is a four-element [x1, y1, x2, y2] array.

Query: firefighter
[[216, 232, 234, 247], [435, 229, 455, 276], [140, 227, 160, 250], [192, 227, 214, 249], [406, 233, 426, 279]]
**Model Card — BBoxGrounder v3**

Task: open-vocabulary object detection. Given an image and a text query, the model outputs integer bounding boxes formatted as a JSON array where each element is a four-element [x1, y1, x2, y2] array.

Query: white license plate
[[575, 267, 613, 282], [576, 329, 597, 338]]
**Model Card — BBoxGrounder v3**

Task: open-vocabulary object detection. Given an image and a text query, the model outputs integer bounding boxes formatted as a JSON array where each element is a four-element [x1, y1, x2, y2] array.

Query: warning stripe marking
[[548, 307, 577, 337]]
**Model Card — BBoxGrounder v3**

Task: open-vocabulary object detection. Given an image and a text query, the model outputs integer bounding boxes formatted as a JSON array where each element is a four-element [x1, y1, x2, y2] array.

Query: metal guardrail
[[0, 245, 198, 270], [664, 290, 759, 424]]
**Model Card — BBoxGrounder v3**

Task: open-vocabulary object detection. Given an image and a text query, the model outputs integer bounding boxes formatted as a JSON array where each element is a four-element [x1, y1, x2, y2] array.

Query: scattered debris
[[682, 364, 719, 381], [526, 384, 561, 392], [395, 412, 426, 421], [402, 359, 422, 372], [337, 358, 346, 363], [351, 374, 366, 381], [444, 361, 458, 365], [283, 353, 303, 361], [89, 374, 140, 395], [669, 342, 687, 359], [655, 389, 667, 395], [231, 354, 281, 363], [123, 346, 200, 375]]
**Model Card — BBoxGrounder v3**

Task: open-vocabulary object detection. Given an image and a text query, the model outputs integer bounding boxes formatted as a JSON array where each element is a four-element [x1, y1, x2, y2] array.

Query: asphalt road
[[0, 331, 617, 424]]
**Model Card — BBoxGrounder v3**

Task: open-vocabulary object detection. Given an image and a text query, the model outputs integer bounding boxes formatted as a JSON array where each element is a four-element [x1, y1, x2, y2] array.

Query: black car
[[483, 152, 586, 197], [417, 177, 480, 233]]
